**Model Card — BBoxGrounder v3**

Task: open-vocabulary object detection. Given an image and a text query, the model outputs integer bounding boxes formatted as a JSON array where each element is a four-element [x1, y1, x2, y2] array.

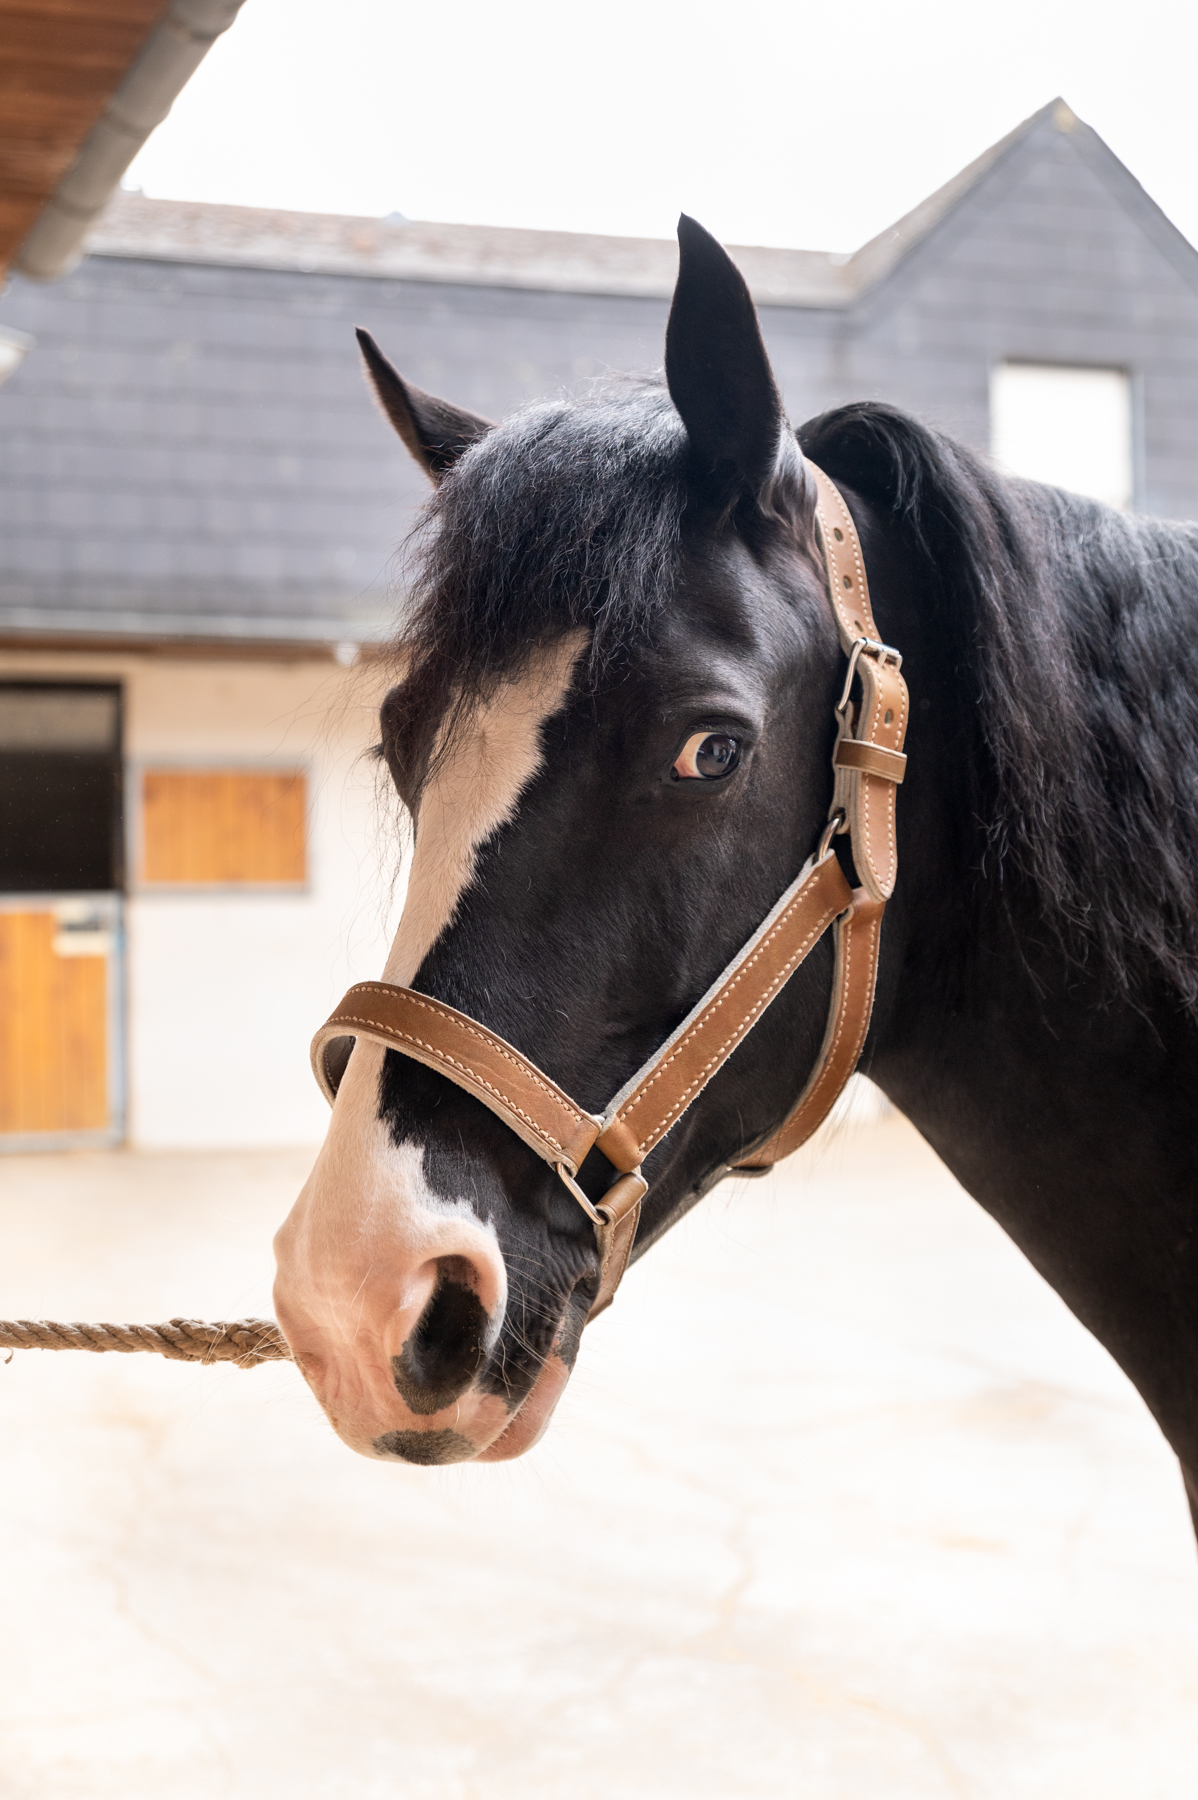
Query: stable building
[[2, 97, 1197, 1151], [0, 656, 392, 1150]]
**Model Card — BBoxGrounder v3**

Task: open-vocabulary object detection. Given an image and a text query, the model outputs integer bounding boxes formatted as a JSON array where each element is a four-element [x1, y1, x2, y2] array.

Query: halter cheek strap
[[310, 463, 908, 1318], [732, 463, 906, 1168]]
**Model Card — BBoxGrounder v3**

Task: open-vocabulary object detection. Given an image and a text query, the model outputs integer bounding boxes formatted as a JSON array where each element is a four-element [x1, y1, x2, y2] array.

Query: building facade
[[1, 98, 1196, 1150]]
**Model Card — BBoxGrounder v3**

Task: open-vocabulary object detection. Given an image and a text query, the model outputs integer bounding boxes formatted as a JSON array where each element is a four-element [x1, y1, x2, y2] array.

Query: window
[[140, 769, 307, 886], [0, 684, 122, 892], [990, 362, 1133, 509]]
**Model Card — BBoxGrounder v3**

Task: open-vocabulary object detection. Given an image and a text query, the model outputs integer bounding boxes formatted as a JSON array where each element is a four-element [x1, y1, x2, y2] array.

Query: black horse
[[274, 217, 1198, 1525]]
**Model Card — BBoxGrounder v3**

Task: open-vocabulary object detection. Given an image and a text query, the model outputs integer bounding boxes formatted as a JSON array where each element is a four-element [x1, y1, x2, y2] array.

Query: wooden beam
[[0, 0, 167, 274]]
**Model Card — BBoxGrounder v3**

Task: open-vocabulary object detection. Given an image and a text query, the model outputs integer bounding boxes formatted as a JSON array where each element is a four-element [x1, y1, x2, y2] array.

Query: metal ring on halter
[[817, 810, 847, 861], [556, 1161, 648, 1223], [554, 1161, 605, 1224]]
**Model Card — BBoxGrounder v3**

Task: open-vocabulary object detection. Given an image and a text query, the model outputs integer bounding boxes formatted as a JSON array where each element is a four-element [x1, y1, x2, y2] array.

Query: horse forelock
[[379, 380, 691, 784]]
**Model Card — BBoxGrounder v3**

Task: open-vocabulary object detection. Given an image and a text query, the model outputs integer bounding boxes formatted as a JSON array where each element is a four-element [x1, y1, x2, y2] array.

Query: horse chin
[[474, 1351, 573, 1462], [307, 1355, 571, 1466]]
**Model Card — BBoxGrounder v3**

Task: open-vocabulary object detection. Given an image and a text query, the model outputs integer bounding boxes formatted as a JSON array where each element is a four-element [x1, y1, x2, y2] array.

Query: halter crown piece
[[312, 466, 909, 1317]]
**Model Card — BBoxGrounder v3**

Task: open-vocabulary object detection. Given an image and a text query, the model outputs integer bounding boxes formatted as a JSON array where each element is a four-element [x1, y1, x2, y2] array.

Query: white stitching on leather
[[759, 906, 882, 1157], [326, 1014, 573, 1155], [792, 908, 879, 1123], [332, 984, 592, 1137], [815, 467, 903, 897], [622, 884, 843, 1152], [346, 987, 588, 1119]]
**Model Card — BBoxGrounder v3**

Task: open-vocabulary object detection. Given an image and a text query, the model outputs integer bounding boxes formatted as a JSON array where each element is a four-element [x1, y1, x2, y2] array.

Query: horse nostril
[[391, 1262, 491, 1415]]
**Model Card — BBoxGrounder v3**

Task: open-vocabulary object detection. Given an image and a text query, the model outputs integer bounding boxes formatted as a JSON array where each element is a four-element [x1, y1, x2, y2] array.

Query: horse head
[[273, 217, 853, 1462]]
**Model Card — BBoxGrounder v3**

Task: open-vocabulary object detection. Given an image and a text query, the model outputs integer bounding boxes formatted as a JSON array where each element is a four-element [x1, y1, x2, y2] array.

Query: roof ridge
[[845, 99, 1063, 293], [80, 101, 1089, 308], [84, 190, 856, 305]]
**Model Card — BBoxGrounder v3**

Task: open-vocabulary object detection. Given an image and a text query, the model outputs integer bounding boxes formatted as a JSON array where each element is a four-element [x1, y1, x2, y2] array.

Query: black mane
[[803, 401, 1198, 1012]]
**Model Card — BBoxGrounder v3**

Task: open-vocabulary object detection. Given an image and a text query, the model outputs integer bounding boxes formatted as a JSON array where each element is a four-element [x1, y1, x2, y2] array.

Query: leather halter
[[311, 464, 909, 1319]]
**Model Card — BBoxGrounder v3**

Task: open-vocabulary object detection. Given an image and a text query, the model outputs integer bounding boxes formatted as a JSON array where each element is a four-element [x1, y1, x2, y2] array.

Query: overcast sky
[[125, 0, 1198, 255]]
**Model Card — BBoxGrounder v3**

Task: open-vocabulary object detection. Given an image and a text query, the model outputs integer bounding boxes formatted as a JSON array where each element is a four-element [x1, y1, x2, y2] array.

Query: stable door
[[0, 898, 117, 1137], [0, 684, 123, 1147]]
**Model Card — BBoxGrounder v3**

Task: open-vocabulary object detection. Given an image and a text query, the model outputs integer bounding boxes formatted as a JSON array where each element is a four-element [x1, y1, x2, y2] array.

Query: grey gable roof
[[84, 192, 853, 307], [78, 101, 1081, 310], [82, 98, 1198, 313], [3, 100, 1198, 653], [1058, 110, 1198, 300], [852, 98, 1198, 304], [842, 104, 1046, 295]]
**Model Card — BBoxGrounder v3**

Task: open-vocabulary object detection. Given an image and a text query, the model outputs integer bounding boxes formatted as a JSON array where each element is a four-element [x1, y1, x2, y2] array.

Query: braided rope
[[0, 1317, 290, 1368]]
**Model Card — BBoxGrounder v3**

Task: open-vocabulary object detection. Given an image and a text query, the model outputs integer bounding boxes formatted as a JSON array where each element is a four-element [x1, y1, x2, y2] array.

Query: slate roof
[[2, 99, 1197, 652], [83, 103, 1047, 307], [85, 191, 846, 306]]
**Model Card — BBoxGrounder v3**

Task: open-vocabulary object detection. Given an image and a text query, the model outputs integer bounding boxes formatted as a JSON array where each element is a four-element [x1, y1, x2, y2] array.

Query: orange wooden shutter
[[141, 770, 306, 885]]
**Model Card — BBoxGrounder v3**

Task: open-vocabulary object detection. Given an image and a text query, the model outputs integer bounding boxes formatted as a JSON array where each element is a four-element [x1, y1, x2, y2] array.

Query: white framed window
[[990, 362, 1133, 509]]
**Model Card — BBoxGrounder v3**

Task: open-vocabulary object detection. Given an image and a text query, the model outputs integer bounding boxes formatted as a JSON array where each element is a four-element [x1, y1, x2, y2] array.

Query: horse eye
[[672, 732, 742, 781]]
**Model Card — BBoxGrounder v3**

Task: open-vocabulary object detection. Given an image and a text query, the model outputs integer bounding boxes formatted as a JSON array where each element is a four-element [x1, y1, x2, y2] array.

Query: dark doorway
[[0, 684, 123, 892]]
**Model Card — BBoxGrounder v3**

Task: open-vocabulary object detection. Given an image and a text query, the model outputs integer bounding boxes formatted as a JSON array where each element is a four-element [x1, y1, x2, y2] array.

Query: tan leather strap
[[312, 986, 603, 1172], [729, 467, 908, 1170], [311, 465, 907, 1315], [593, 848, 852, 1165], [834, 738, 906, 782], [734, 890, 884, 1169], [312, 851, 852, 1315], [312, 851, 851, 1167], [809, 463, 908, 902]]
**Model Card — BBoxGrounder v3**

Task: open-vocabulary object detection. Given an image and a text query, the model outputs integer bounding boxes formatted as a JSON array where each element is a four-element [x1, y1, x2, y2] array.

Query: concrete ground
[[1, 1114, 1196, 1799]]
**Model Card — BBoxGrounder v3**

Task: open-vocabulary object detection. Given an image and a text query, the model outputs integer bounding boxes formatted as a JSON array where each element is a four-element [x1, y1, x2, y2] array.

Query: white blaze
[[384, 631, 587, 985], [274, 630, 589, 1451]]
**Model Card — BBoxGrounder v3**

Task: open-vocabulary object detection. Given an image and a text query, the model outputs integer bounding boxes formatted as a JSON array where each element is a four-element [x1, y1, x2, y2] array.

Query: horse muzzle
[[272, 1120, 531, 1461], [278, 1318, 573, 1466]]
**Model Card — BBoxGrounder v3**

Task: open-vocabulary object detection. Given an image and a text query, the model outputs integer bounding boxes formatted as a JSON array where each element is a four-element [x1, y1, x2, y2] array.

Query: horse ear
[[356, 328, 494, 483], [665, 215, 799, 510]]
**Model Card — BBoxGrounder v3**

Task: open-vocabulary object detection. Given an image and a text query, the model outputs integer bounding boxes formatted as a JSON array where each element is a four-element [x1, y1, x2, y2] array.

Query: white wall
[[0, 648, 401, 1148]]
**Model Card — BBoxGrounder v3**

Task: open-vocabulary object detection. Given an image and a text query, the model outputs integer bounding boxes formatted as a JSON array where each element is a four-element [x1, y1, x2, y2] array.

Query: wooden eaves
[[0, 0, 245, 284]]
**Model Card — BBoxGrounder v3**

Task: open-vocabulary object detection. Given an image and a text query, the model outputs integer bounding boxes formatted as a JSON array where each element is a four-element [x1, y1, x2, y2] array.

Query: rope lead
[[0, 1318, 290, 1367]]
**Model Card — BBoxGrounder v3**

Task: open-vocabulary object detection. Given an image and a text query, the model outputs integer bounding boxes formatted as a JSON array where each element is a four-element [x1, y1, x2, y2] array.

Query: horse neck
[[857, 512, 1198, 1473]]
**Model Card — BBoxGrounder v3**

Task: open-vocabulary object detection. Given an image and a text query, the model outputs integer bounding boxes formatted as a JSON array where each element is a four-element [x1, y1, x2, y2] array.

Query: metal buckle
[[836, 636, 903, 716]]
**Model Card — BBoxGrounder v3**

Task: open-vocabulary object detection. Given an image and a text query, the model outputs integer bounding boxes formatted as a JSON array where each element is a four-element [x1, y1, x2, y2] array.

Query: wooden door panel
[[0, 909, 109, 1134]]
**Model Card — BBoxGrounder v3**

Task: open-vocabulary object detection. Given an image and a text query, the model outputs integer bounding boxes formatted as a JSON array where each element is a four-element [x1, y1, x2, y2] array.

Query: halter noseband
[[311, 465, 908, 1318]]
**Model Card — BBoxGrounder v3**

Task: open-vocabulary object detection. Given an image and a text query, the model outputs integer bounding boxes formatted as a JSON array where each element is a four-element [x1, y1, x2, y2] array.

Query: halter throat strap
[[311, 463, 908, 1316]]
